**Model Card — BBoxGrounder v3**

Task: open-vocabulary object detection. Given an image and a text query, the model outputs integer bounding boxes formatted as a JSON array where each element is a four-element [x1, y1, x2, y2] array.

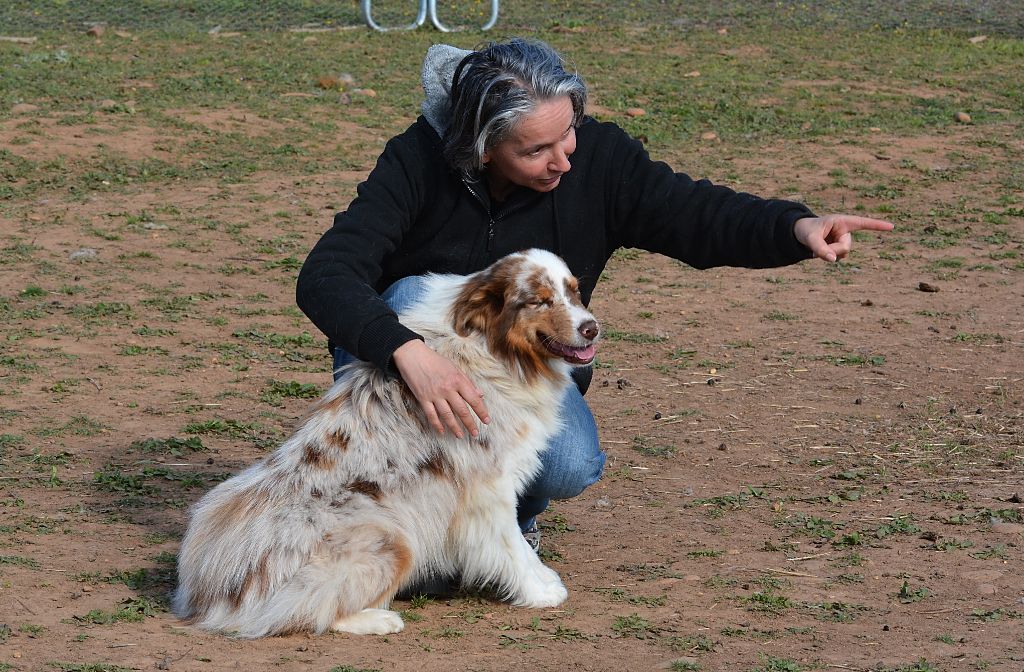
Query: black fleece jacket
[[296, 116, 814, 373]]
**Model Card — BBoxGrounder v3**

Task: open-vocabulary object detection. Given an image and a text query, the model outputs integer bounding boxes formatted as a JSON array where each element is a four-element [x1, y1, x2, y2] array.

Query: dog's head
[[451, 249, 600, 383]]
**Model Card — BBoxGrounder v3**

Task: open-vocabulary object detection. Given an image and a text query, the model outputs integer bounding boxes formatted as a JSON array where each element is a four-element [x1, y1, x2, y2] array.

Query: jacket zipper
[[462, 178, 538, 253], [462, 179, 494, 251]]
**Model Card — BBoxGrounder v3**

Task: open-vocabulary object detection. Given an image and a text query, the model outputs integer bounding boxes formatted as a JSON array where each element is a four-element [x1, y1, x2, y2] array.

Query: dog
[[173, 249, 600, 637]]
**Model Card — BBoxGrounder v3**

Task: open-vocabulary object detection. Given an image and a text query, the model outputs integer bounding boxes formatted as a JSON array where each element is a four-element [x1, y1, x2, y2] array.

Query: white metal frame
[[361, 0, 499, 32]]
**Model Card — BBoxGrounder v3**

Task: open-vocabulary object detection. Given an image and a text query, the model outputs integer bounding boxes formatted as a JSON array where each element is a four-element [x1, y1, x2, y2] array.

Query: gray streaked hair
[[443, 38, 587, 179]]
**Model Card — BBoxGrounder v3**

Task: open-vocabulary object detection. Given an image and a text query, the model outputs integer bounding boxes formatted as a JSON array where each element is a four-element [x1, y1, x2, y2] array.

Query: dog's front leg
[[452, 482, 567, 608]]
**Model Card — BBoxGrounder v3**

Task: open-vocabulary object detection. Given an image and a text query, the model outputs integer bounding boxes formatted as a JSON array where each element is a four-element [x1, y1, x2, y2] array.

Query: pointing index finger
[[838, 215, 895, 233]]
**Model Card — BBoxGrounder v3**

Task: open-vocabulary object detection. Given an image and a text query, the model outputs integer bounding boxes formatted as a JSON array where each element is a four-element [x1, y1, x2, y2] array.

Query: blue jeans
[[332, 276, 606, 532]]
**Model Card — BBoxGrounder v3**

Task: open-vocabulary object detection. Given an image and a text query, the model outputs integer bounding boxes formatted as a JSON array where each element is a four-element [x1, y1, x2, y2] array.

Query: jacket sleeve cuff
[[357, 316, 424, 377], [778, 204, 817, 263]]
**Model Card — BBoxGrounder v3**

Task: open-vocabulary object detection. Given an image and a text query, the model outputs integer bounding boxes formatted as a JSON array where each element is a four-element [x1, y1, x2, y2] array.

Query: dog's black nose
[[578, 320, 599, 341]]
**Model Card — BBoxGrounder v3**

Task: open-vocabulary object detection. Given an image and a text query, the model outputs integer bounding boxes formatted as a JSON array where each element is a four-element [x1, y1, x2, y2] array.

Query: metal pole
[[428, 0, 499, 31], [361, 0, 428, 31]]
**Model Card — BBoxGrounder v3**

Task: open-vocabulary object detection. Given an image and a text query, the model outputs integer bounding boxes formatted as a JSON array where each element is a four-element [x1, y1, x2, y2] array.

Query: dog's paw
[[534, 561, 562, 586], [331, 608, 405, 635], [513, 571, 568, 609]]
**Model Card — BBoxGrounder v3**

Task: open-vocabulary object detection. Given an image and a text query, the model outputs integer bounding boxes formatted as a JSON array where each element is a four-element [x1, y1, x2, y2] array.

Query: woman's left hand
[[794, 215, 895, 263]]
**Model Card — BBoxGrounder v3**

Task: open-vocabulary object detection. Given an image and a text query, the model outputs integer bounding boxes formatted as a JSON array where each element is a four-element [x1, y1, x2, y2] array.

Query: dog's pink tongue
[[573, 344, 597, 362]]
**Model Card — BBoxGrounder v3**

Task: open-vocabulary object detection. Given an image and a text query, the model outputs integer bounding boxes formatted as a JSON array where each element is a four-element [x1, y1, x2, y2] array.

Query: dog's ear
[[451, 258, 516, 337]]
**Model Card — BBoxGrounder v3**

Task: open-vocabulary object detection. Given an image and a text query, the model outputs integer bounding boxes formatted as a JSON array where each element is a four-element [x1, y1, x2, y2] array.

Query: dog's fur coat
[[173, 249, 600, 637]]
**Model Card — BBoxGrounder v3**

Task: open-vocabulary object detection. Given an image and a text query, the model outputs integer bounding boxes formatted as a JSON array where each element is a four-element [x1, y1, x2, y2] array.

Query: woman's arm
[[296, 124, 431, 372]]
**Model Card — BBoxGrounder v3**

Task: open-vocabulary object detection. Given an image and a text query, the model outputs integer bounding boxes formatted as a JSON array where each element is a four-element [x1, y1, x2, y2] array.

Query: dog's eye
[[526, 299, 552, 308]]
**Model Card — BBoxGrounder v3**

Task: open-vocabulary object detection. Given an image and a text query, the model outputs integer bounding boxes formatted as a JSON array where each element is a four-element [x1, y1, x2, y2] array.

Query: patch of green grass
[[92, 465, 155, 496], [631, 434, 676, 458], [875, 660, 941, 672], [180, 413, 276, 446], [260, 379, 321, 405], [432, 626, 464, 639], [548, 625, 590, 642], [20, 623, 45, 636], [72, 596, 163, 625], [896, 580, 930, 604], [824, 353, 886, 366], [0, 433, 26, 452], [22, 448, 75, 468], [611, 613, 659, 639], [752, 655, 803, 672], [129, 436, 207, 456], [233, 328, 319, 349], [48, 378, 81, 395], [745, 590, 793, 614], [691, 486, 766, 517], [875, 515, 921, 538], [538, 547, 563, 562], [763, 310, 798, 321], [781, 513, 841, 540], [69, 302, 133, 320], [0, 354, 41, 372], [0, 555, 40, 569], [100, 566, 174, 592], [264, 255, 303, 271], [805, 601, 866, 622], [833, 531, 867, 548], [133, 325, 176, 337], [952, 332, 1005, 344], [980, 507, 1022, 523], [600, 588, 668, 607], [540, 513, 575, 535], [969, 545, 1008, 560], [139, 294, 211, 321], [38, 415, 108, 437], [407, 594, 433, 609], [602, 327, 668, 344], [142, 466, 214, 489], [118, 344, 170, 356], [0, 240, 40, 264], [20, 285, 47, 298], [970, 607, 1024, 622], [929, 538, 973, 551], [615, 562, 683, 582], [668, 633, 716, 653]]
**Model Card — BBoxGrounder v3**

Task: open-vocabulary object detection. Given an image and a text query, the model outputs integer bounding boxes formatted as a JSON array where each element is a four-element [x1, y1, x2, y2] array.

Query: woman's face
[[483, 95, 577, 199]]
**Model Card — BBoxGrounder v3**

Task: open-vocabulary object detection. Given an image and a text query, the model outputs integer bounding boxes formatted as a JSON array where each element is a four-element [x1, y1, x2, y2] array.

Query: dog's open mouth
[[543, 338, 597, 365]]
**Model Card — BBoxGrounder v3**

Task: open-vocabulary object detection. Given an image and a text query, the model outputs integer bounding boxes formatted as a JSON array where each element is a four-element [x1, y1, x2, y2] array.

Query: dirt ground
[[1, 105, 1022, 671]]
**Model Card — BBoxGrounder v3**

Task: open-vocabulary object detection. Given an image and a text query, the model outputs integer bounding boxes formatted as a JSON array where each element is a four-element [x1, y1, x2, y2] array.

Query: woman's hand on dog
[[794, 215, 894, 263], [393, 339, 491, 439]]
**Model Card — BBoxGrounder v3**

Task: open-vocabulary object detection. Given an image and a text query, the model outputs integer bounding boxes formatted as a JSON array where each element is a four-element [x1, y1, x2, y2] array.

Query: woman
[[296, 38, 893, 552]]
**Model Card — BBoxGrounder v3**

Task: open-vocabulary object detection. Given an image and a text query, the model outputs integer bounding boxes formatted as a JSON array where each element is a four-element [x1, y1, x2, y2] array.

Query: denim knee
[[535, 443, 605, 500], [525, 387, 605, 501]]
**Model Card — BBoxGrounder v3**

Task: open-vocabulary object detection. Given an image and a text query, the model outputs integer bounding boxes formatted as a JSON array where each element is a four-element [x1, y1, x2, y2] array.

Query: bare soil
[[0, 110, 1021, 672]]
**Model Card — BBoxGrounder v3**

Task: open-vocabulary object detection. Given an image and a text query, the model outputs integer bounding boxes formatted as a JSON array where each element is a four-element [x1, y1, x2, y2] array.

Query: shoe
[[522, 520, 541, 553]]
